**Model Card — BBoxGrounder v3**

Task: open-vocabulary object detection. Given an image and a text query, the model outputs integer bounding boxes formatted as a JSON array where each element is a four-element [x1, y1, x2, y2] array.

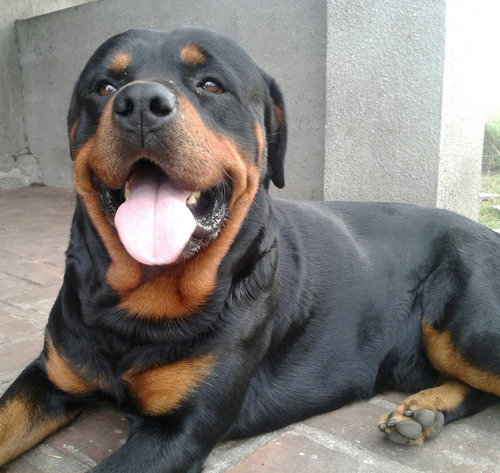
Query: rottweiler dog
[[0, 27, 499, 472]]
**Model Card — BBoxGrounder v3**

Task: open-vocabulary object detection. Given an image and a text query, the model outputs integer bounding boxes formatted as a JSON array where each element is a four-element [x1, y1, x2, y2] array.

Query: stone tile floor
[[0, 186, 498, 472]]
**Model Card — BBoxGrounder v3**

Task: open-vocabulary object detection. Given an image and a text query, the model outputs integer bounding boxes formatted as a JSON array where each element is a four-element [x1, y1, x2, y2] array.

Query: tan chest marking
[[122, 355, 215, 416], [45, 337, 94, 395]]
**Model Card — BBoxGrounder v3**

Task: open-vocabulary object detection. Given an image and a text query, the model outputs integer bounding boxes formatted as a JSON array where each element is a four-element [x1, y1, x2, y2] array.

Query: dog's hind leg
[[421, 322, 500, 397], [379, 322, 500, 445], [0, 357, 83, 466]]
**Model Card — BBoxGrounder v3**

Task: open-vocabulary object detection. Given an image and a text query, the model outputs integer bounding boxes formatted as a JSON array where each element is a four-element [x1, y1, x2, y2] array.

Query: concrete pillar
[[324, 0, 484, 220], [436, 0, 487, 218]]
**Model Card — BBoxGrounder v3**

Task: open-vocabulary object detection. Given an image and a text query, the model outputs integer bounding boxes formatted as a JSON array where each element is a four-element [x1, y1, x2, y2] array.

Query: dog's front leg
[[0, 357, 83, 466], [92, 413, 211, 473], [93, 355, 256, 473]]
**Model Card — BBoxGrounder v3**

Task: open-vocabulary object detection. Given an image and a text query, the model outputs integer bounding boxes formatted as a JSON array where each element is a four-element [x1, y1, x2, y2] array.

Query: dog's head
[[67, 27, 286, 317]]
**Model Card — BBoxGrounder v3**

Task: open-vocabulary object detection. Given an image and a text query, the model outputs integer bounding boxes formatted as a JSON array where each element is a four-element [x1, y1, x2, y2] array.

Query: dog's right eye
[[97, 82, 117, 96], [202, 80, 223, 94]]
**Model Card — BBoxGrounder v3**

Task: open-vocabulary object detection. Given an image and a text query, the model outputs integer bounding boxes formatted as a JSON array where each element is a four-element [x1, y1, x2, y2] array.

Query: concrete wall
[[6, 0, 487, 219], [0, 0, 92, 188]]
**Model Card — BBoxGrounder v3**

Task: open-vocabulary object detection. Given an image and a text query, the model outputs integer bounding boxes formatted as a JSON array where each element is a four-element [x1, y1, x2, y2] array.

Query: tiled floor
[[0, 186, 499, 472]]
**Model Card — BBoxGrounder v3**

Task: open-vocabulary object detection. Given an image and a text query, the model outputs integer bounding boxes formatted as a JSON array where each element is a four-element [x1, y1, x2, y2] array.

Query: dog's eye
[[97, 82, 117, 96], [202, 80, 223, 94]]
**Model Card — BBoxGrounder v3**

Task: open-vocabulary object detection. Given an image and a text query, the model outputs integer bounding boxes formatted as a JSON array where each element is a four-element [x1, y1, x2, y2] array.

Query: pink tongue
[[115, 171, 196, 266]]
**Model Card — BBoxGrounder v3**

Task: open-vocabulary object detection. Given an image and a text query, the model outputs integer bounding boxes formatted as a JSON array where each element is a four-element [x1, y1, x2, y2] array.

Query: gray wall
[[0, 0, 91, 188], [5, 0, 487, 220]]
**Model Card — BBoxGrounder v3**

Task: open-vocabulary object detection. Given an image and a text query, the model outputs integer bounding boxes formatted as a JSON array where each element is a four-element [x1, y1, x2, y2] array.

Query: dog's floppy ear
[[262, 71, 287, 189]]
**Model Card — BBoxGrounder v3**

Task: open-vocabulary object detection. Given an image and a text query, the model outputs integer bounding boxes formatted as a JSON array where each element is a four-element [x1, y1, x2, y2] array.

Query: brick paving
[[0, 186, 499, 473]]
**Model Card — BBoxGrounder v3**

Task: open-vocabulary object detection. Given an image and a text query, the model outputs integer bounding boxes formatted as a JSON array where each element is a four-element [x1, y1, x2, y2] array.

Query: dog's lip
[[94, 159, 230, 262], [119, 159, 230, 217], [121, 163, 203, 209]]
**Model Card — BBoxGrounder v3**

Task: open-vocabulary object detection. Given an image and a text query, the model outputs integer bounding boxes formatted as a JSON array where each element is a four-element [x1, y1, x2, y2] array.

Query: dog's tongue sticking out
[[115, 166, 196, 266]]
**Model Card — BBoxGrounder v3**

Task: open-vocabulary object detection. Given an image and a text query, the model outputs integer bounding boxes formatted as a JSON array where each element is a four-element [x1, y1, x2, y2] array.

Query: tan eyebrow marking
[[109, 51, 131, 72], [180, 42, 206, 65]]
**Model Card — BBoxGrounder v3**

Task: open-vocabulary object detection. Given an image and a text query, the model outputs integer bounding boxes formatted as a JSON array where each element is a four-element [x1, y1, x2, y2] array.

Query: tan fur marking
[[422, 323, 500, 396], [72, 99, 143, 292], [109, 51, 131, 72], [378, 380, 470, 445], [115, 98, 260, 318], [180, 42, 206, 65], [390, 380, 470, 416], [123, 356, 215, 415], [254, 121, 265, 162], [0, 396, 79, 466], [72, 92, 260, 319], [45, 337, 93, 394], [70, 117, 79, 142], [273, 103, 285, 126]]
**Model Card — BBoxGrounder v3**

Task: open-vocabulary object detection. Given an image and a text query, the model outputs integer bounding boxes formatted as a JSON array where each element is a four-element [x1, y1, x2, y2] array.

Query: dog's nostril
[[150, 96, 173, 117], [115, 97, 134, 116]]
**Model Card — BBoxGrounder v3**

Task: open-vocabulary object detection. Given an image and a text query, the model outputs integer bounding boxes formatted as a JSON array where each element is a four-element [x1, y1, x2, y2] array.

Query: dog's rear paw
[[378, 408, 444, 445]]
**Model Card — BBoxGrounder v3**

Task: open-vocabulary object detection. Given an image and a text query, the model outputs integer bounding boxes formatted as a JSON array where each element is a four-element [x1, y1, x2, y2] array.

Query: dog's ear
[[262, 72, 287, 189], [67, 88, 82, 160]]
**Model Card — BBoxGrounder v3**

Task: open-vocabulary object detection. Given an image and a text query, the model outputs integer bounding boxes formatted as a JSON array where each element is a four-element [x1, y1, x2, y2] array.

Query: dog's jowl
[[0, 27, 499, 472]]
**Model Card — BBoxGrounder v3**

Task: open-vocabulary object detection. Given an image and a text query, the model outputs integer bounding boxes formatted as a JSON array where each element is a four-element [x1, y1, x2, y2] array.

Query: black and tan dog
[[1, 27, 499, 472]]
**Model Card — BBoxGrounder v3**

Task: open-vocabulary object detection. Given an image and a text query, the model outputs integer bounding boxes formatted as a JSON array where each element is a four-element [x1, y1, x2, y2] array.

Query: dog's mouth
[[94, 160, 230, 266]]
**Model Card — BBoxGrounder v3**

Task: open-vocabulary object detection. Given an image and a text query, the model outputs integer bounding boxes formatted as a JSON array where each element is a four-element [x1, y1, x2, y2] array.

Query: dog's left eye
[[97, 82, 118, 96], [202, 80, 223, 94]]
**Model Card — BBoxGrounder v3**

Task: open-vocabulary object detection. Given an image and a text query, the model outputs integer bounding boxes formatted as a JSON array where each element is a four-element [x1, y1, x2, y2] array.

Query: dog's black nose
[[113, 82, 177, 136]]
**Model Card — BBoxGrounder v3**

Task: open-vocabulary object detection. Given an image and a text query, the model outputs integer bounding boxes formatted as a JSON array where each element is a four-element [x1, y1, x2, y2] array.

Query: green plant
[[479, 173, 500, 229], [483, 114, 500, 174], [479, 200, 500, 229]]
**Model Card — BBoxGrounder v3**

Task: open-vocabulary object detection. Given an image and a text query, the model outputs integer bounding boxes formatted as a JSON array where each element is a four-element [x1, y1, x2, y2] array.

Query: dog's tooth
[[124, 181, 131, 201], [186, 191, 201, 205]]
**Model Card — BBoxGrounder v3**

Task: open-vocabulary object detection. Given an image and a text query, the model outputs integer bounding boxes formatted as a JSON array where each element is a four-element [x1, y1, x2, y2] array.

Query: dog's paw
[[378, 407, 444, 445]]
